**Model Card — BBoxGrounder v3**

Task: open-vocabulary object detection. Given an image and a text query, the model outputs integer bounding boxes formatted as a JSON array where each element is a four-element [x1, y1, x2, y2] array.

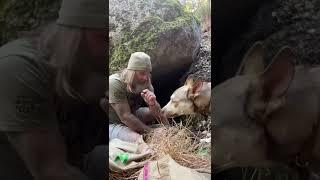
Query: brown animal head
[[213, 41, 299, 172], [161, 75, 211, 118]]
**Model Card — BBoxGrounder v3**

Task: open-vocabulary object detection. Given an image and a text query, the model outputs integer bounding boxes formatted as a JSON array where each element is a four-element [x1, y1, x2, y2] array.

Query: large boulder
[[109, 0, 201, 105]]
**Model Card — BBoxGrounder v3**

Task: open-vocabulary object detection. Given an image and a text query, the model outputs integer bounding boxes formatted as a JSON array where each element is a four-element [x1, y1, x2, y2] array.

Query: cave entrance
[[152, 62, 191, 107]]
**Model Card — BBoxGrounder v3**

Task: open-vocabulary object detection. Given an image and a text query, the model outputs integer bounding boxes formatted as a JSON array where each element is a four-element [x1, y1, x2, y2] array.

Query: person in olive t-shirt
[[108, 52, 169, 143], [0, 0, 107, 180]]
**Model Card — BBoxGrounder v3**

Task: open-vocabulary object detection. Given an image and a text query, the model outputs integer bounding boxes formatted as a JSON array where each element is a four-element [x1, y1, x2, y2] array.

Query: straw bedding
[[108, 118, 211, 180]]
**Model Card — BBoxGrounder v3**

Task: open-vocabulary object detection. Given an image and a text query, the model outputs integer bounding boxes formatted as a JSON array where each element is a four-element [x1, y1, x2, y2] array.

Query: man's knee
[[135, 107, 155, 124], [109, 124, 141, 143]]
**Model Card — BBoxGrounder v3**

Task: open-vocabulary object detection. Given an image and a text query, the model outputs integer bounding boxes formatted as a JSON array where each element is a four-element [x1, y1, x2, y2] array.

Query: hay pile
[[108, 120, 211, 180], [145, 123, 211, 171], [109, 168, 141, 180]]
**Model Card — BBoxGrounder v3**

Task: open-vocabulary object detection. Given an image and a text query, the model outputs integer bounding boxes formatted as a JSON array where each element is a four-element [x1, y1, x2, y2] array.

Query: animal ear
[[261, 46, 295, 98], [246, 46, 295, 122], [185, 74, 195, 86], [192, 81, 203, 94], [236, 41, 265, 76], [187, 80, 203, 99]]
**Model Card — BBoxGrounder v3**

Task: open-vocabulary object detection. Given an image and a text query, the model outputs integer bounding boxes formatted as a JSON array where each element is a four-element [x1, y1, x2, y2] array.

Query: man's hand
[[141, 89, 156, 106], [141, 89, 170, 125]]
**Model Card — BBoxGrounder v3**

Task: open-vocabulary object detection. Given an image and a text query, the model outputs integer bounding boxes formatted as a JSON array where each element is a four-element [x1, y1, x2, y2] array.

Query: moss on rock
[[109, 0, 199, 74], [0, 0, 61, 45]]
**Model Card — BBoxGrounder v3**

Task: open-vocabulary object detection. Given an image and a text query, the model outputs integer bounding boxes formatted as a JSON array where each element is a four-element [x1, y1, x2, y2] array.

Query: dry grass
[[108, 115, 211, 180], [109, 168, 141, 180], [145, 119, 211, 170]]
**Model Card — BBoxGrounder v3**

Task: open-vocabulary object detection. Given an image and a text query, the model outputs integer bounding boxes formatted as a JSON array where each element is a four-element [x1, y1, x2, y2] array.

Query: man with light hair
[[107, 52, 169, 142]]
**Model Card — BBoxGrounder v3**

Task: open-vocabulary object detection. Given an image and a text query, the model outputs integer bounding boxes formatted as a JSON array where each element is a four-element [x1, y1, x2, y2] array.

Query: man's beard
[[131, 80, 150, 95]]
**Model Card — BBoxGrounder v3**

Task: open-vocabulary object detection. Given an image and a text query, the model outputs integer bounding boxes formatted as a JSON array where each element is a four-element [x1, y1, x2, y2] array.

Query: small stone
[[202, 120, 206, 126], [294, 3, 302, 9], [200, 137, 211, 143], [307, 29, 316, 34], [302, 12, 311, 18]]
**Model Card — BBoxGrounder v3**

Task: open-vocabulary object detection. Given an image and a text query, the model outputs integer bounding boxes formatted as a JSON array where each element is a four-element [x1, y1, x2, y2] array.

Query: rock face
[[263, 0, 320, 65], [214, 0, 320, 86], [182, 31, 211, 84], [213, 0, 272, 86], [109, 0, 201, 105], [0, 0, 61, 45]]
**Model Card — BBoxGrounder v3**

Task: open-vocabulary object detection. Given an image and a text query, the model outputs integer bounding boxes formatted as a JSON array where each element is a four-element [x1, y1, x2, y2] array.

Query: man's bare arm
[[6, 129, 89, 180], [111, 101, 152, 134]]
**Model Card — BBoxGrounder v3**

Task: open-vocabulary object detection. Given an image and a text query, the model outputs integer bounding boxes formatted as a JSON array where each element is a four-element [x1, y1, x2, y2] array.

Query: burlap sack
[[137, 155, 211, 180], [109, 138, 152, 172]]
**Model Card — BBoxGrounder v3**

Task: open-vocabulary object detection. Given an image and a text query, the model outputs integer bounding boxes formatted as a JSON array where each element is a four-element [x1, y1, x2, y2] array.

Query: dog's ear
[[245, 46, 295, 123], [237, 41, 265, 76], [187, 80, 203, 99], [185, 74, 195, 86], [192, 81, 203, 94]]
